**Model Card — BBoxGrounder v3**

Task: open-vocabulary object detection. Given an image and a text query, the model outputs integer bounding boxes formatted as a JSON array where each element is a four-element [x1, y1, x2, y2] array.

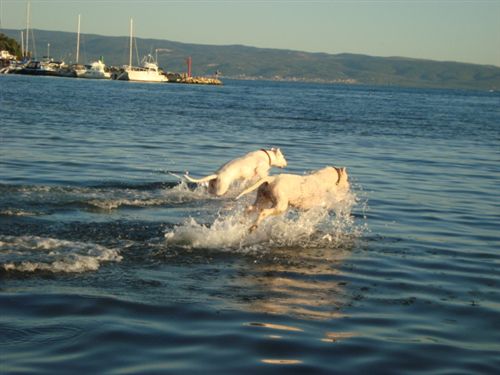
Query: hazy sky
[[1, 0, 499, 66]]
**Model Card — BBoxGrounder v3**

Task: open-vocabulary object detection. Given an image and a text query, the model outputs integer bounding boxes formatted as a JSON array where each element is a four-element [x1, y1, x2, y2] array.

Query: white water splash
[[164, 189, 363, 251], [0, 235, 122, 273]]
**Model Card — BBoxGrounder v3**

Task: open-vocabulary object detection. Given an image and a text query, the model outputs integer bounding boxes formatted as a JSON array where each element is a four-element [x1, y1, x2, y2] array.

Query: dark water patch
[[0, 219, 171, 245], [88, 180, 185, 191], [0, 323, 84, 347]]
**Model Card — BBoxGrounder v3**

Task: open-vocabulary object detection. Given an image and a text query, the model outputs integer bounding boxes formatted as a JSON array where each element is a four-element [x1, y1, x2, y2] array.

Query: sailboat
[[116, 18, 168, 83], [55, 14, 85, 77], [15, 1, 61, 76]]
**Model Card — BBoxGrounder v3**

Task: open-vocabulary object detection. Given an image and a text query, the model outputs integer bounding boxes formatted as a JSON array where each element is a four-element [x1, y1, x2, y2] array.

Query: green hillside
[[2, 28, 499, 90]]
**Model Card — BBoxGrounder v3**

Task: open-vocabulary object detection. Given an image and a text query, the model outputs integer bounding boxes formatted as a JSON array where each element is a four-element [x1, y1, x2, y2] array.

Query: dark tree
[[0, 33, 22, 59]]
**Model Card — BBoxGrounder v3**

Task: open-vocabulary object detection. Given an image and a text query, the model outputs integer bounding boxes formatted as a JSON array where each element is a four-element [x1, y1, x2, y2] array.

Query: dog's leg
[[214, 177, 231, 196], [250, 199, 288, 232], [254, 165, 269, 180], [245, 204, 256, 214], [246, 183, 272, 215]]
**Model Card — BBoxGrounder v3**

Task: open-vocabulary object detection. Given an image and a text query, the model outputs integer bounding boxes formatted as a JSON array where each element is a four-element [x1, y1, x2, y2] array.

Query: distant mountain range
[[3, 28, 500, 90]]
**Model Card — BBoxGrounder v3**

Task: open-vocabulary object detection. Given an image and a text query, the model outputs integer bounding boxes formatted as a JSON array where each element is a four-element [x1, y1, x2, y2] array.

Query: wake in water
[[0, 178, 367, 272], [85, 180, 210, 210], [0, 235, 122, 273], [0, 180, 211, 215], [164, 188, 364, 251]]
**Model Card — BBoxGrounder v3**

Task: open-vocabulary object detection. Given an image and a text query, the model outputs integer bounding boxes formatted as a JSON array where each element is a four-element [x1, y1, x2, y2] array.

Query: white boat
[[117, 55, 167, 82], [80, 60, 111, 79], [116, 19, 167, 83]]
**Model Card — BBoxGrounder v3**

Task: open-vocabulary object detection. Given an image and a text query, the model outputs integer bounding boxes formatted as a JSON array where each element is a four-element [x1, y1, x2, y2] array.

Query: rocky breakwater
[[165, 72, 222, 85]]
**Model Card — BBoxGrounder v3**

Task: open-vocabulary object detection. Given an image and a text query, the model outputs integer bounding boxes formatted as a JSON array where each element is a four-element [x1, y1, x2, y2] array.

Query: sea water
[[1, 75, 499, 374]]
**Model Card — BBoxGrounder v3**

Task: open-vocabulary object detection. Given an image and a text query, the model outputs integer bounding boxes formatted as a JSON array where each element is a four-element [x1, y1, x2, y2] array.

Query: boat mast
[[129, 18, 133, 67], [76, 14, 81, 64], [21, 31, 24, 57], [25, 1, 30, 58]]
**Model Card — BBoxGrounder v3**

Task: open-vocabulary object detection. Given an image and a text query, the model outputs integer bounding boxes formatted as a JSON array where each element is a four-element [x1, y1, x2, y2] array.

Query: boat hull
[[80, 72, 111, 79], [116, 69, 167, 83]]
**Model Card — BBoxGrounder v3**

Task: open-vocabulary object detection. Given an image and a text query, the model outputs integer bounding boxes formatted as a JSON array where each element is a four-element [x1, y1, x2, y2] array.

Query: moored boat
[[79, 59, 111, 79], [15, 59, 62, 76], [116, 54, 167, 82]]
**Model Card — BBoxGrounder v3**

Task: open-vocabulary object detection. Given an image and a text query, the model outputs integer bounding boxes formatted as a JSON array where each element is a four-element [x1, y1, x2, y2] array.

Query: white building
[[0, 50, 16, 60]]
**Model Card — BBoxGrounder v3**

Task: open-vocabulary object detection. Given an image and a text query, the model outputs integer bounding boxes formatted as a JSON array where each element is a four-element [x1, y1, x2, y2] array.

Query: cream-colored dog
[[236, 166, 349, 231], [184, 148, 287, 196]]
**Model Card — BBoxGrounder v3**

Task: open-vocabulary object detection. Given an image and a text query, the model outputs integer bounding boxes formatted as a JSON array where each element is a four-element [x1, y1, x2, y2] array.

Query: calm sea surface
[[1, 75, 499, 374]]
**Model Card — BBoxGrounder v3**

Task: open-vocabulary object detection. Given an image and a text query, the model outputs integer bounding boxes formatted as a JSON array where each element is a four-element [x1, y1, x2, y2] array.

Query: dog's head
[[271, 148, 287, 168]]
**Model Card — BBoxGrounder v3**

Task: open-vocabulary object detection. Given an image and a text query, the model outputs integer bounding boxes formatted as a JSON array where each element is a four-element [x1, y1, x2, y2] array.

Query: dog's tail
[[236, 176, 273, 200], [183, 173, 218, 184]]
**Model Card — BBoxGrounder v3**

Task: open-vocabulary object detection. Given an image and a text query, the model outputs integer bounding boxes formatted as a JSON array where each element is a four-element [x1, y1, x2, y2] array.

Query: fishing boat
[[116, 19, 167, 83]]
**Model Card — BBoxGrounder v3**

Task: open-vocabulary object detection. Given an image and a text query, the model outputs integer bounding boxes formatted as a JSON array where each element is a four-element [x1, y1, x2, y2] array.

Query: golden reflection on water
[[246, 322, 303, 332], [261, 359, 303, 365], [236, 246, 351, 320], [321, 331, 356, 343], [237, 246, 356, 365]]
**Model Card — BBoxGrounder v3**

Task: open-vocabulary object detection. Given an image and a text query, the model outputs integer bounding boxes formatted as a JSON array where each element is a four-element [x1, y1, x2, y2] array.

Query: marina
[[0, 13, 222, 85], [0, 48, 222, 85]]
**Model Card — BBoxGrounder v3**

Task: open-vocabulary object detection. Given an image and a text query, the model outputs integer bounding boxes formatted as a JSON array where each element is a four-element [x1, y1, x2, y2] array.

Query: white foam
[[87, 181, 212, 210], [87, 197, 166, 210], [0, 235, 122, 273], [164, 189, 363, 251]]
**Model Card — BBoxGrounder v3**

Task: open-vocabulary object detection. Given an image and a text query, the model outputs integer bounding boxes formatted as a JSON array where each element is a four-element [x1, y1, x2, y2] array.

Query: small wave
[[0, 208, 40, 217], [165, 190, 363, 251], [86, 197, 169, 210], [0, 235, 122, 273], [85, 181, 211, 210]]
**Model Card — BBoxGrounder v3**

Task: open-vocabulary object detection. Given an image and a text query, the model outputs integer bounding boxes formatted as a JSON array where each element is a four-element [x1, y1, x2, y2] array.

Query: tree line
[[0, 33, 22, 59]]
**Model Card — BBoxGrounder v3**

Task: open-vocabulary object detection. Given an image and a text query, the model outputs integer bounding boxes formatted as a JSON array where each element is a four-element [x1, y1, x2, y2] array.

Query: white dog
[[236, 166, 349, 231], [184, 148, 287, 196]]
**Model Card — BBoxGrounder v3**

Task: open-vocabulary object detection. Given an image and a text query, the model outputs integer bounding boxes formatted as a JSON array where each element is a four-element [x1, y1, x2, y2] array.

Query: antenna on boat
[[155, 48, 170, 66]]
